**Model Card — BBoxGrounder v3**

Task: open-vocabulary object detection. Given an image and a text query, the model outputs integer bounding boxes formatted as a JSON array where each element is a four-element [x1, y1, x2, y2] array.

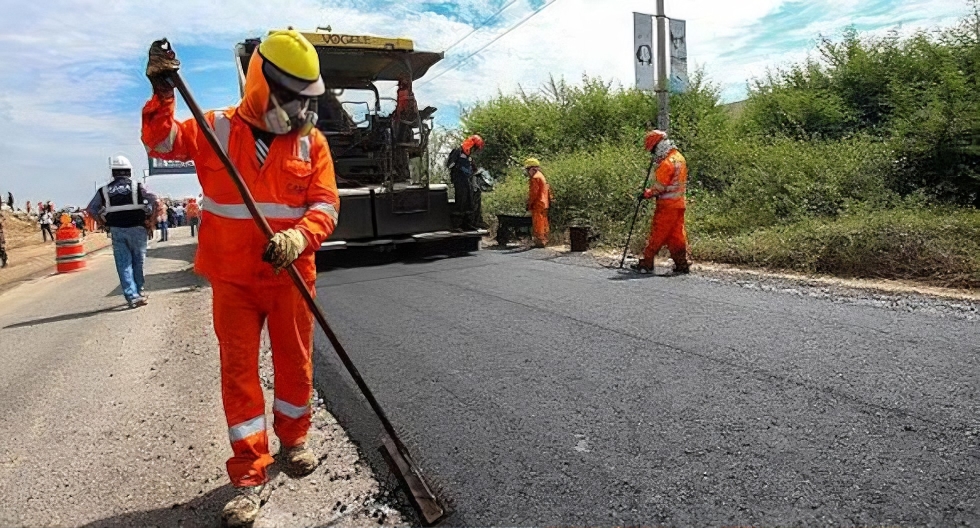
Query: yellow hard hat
[[524, 158, 541, 169], [259, 30, 325, 96]]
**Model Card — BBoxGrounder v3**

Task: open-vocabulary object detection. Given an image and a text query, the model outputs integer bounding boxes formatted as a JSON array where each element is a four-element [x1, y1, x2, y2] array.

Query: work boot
[[672, 255, 691, 275], [280, 443, 318, 478], [631, 258, 654, 274], [222, 485, 264, 527]]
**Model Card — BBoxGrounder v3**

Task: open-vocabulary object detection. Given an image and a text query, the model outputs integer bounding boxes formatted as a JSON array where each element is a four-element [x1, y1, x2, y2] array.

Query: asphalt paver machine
[[235, 30, 483, 268]]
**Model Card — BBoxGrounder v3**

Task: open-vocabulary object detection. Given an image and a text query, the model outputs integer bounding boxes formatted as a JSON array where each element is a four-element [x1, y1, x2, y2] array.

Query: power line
[[418, 0, 564, 87], [442, 0, 521, 54]]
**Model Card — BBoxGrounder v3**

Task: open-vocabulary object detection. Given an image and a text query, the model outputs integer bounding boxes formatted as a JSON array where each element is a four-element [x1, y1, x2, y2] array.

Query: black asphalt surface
[[312, 249, 980, 526]]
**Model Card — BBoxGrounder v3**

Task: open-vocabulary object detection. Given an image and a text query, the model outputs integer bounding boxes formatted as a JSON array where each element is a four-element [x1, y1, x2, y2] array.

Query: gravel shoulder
[[577, 247, 980, 320], [0, 230, 400, 527]]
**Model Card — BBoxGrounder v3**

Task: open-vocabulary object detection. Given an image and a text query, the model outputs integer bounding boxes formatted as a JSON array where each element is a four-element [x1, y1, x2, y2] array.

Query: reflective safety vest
[[101, 178, 148, 228], [651, 149, 688, 208], [142, 95, 340, 285], [528, 171, 550, 211]]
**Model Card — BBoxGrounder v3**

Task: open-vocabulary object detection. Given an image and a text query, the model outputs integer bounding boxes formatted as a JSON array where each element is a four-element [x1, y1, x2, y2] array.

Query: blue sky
[[0, 0, 972, 206]]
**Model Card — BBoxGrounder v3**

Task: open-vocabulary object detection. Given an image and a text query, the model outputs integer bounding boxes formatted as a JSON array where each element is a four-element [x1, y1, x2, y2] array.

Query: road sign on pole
[[670, 18, 689, 93], [655, 0, 670, 132], [634, 12, 655, 93]]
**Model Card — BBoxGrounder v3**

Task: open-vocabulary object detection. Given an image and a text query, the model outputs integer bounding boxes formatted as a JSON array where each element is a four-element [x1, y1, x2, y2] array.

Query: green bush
[[688, 136, 898, 236], [691, 206, 980, 288], [462, 7, 980, 286], [744, 7, 980, 205], [483, 142, 650, 245]]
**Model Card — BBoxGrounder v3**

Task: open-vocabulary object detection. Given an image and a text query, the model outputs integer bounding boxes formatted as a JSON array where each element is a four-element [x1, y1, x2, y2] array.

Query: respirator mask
[[264, 91, 317, 136]]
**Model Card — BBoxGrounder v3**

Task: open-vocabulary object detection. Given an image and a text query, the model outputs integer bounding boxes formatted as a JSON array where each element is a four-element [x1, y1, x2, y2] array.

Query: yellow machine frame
[[299, 31, 414, 51]]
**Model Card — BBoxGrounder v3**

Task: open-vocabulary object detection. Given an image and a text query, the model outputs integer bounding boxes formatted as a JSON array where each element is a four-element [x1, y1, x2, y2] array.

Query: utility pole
[[655, 0, 670, 132]]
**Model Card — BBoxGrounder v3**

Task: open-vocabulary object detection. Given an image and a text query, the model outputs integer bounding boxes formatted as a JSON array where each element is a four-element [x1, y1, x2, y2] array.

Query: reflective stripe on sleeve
[[153, 123, 178, 154], [273, 398, 311, 420], [228, 416, 266, 443], [308, 202, 339, 224]]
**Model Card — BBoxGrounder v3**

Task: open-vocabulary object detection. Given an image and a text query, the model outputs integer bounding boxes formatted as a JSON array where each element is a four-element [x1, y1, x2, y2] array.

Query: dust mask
[[264, 93, 317, 136]]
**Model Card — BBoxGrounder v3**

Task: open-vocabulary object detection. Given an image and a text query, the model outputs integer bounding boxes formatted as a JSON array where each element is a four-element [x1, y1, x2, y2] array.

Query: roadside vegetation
[[461, 4, 980, 287]]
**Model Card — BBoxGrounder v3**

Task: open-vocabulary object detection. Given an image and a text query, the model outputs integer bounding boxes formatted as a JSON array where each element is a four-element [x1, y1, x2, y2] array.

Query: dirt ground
[[0, 232, 404, 527], [0, 211, 112, 295]]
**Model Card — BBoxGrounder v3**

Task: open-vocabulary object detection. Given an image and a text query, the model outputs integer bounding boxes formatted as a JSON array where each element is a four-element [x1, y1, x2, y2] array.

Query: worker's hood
[[238, 51, 316, 135], [238, 52, 273, 131]]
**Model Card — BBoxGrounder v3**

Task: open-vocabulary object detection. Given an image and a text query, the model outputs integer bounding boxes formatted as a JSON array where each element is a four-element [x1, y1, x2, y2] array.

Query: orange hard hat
[[645, 129, 667, 152], [462, 134, 485, 155]]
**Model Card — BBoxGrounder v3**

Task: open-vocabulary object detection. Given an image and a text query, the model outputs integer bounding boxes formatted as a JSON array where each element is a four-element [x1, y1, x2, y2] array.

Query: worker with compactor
[[634, 128, 690, 275]]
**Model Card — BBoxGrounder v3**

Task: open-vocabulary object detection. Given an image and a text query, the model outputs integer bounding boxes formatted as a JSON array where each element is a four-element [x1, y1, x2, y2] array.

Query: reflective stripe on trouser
[[531, 208, 549, 246], [212, 279, 315, 487], [642, 206, 688, 267]]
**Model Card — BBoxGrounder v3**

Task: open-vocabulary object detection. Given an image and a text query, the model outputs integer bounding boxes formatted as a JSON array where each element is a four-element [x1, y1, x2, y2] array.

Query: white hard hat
[[110, 155, 133, 171]]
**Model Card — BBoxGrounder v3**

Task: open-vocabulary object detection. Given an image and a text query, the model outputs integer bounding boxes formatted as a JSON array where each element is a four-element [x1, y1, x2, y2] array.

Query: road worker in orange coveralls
[[142, 31, 340, 526], [634, 129, 690, 274], [524, 158, 551, 247]]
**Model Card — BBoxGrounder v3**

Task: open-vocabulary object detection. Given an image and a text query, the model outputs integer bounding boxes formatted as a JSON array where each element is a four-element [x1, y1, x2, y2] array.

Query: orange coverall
[[641, 149, 689, 270], [527, 169, 550, 247], [185, 200, 200, 219], [141, 51, 339, 487]]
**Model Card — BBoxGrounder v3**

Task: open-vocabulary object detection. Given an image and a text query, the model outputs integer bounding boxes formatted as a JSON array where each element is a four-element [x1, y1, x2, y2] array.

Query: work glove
[[641, 189, 656, 201], [263, 228, 308, 272], [146, 39, 180, 97]]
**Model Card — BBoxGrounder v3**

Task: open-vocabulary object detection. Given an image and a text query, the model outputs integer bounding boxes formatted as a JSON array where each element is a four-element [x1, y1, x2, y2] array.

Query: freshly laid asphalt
[[313, 248, 980, 526]]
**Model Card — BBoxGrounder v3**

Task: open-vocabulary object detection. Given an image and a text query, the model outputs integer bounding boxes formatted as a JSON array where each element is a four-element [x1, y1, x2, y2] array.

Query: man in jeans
[[0, 214, 8, 268], [87, 155, 157, 308]]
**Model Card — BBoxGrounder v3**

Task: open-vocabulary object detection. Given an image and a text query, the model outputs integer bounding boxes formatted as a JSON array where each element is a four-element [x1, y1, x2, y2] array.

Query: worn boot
[[222, 485, 264, 527], [281, 443, 318, 478], [631, 258, 654, 274], [672, 253, 691, 275]]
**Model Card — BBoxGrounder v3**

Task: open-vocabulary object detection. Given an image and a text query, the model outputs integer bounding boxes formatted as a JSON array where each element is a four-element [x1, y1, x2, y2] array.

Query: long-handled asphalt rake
[[619, 157, 656, 269], [167, 71, 447, 526]]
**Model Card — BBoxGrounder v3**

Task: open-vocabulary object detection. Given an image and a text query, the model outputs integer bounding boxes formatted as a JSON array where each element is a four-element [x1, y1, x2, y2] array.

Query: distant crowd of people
[[152, 197, 201, 242]]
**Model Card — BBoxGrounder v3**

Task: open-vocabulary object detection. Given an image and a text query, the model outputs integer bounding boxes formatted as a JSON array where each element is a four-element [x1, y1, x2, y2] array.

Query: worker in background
[[447, 134, 485, 231], [6, 192, 13, 210], [39, 208, 54, 242], [524, 158, 551, 248], [143, 32, 339, 526], [634, 129, 690, 274], [86, 155, 157, 307], [154, 198, 169, 242], [186, 198, 201, 237], [0, 213, 7, 268], [394, 79, 418, 144]]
